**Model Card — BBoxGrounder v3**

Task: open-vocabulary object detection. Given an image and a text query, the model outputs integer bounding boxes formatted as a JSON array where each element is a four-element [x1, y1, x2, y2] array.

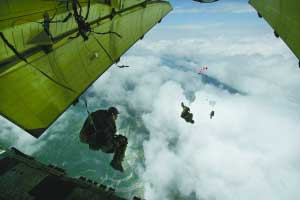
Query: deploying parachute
[[208, 100, 216, 119], [0, 0, 172, 137], [197, 66, 208, 74], [208, 100, 216, 107]]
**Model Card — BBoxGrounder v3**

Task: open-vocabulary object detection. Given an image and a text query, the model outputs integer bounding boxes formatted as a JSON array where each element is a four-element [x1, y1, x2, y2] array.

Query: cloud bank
[[1, 2, 300, 199], [88, 21, 300, 199], [0, 117, 46, 154]]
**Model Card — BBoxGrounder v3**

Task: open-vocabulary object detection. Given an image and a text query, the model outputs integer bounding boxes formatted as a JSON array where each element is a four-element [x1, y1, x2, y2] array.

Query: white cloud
[[0, 117, 46, 154], [92, 26, 299, 199], [141, 83, 300, 199]]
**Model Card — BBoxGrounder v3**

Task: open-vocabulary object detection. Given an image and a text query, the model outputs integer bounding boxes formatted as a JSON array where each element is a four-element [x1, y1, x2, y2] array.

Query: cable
[[91, 34, 114, 63], [0, 32, 76, 93], [83, 98, 97, 131], [0, 32, 28, 62], [85, 0, 91, 20], [92, 30, 122, 38]]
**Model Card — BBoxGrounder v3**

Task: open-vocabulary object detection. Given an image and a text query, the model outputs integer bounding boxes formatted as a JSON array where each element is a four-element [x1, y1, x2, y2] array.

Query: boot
[[110, 135, 127, 172], [110, 158, 124, 172]]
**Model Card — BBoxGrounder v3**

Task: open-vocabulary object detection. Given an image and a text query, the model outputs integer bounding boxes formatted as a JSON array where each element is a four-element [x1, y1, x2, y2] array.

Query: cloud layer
[[88, 26, 300, 199], [0, 117, 46, 154], [1, 2, 300, 199]]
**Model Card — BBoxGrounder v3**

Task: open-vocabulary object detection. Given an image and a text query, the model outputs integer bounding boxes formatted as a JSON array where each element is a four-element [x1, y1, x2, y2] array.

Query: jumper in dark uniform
[[80, 107, 127, 172], [181, 102, 194, 124]]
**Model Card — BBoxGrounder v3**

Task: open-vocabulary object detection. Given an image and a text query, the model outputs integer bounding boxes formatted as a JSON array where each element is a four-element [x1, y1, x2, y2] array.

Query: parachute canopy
[[209, 100, 216, 107], [0, 0, 172, 137], [249, 0, 300, 61], [197, 66, 208, 74]]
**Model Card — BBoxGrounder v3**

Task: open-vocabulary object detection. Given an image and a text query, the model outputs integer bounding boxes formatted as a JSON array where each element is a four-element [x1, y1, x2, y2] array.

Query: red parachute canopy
[[197, 66, 208, 74]]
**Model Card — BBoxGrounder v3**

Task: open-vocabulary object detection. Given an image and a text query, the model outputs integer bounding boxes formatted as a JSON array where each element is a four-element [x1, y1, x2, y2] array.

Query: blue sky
[[167, 0, 259, 25], [144, 0, 277, 45]]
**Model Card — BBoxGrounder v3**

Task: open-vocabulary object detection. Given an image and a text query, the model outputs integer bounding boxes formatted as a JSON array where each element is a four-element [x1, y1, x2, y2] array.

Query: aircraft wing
[[249, 0, 300, 61], [0, 0, 172, 137]]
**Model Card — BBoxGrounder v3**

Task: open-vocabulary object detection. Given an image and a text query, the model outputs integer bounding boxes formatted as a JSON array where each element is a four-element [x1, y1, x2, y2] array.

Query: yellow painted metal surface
[[249, 0, 300, 60], [0, 0, 172, 137]]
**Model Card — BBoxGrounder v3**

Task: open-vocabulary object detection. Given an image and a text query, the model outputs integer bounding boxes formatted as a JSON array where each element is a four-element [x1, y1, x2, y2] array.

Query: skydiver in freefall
[[117, 65, 130, 68], [210, 110, 215, 119], [79, 107, 128, 172], [181, 102, 195, 124]]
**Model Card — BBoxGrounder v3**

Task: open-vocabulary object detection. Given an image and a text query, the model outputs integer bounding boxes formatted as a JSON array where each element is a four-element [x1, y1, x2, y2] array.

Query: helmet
[[108, 107, 119, 115]]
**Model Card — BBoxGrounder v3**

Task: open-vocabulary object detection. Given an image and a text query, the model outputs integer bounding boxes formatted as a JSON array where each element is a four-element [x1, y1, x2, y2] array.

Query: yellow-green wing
[[249, 0, 300, 61], [0, 0, 172, 137]]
